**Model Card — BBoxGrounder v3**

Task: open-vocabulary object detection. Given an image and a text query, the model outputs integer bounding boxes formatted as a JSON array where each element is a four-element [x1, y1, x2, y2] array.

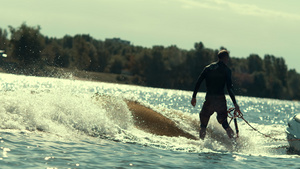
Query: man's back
[[203, 61, 230, 96]]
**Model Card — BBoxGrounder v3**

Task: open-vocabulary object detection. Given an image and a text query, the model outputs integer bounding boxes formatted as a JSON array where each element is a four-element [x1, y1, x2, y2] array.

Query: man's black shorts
[[200, 95, 228, 127]]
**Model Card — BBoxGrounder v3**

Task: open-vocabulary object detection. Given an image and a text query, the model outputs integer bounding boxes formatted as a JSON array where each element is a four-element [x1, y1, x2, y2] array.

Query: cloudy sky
[[2, 0, 300, 72]]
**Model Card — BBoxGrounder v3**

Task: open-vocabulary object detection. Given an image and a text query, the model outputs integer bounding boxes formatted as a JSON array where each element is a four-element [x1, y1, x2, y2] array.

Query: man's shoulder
[[205, 62, 218, 70]]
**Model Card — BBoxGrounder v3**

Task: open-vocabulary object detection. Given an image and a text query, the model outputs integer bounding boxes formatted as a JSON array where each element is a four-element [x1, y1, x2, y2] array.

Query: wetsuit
[[192, 61, 237, 129]]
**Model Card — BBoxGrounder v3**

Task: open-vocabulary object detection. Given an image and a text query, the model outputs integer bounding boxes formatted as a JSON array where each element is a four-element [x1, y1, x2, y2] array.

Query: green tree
[[9, 23, 44, 66], [264, 55, 275, 76], [288, 69, 300, 100], [62, 35, 73, 49], [274, 57, 288, 87], [108, 55, 124, 74], [248, 72, 267, 97], [0, 28, 8, 50], [69, 35, 93, 70], [54, 49, 71, 68], [88, 41, 110, 72], [248, 54, 263, 73], [144, 46, 166, 87]]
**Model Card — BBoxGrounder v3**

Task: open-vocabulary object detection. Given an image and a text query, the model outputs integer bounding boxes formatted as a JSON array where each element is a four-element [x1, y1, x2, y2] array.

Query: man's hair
[[218, 50, 229, 59]]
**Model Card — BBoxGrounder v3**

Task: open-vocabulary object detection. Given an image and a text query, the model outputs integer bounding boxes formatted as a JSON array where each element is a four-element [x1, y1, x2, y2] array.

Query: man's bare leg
[[226, 127, 234, 139], [200, 127, 206, 140]]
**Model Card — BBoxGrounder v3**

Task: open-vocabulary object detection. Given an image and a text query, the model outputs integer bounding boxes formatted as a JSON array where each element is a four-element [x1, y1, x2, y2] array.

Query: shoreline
[[0, 66, 140, 86]]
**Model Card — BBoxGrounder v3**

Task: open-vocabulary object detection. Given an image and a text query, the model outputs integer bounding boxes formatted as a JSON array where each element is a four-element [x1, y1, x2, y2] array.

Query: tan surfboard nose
[[126, 100, 198, 140]]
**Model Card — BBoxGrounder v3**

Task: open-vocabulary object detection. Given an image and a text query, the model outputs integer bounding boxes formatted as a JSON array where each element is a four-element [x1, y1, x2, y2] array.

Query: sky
[[1, 0, 300, 72]]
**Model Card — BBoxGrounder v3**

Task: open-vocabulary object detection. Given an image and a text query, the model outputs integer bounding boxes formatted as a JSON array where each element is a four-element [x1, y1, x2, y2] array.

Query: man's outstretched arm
[[226, 69, 240, 111], [191, 69, 206, 107]]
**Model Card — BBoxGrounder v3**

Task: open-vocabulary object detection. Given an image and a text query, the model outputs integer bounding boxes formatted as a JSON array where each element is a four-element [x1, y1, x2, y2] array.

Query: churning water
[[0, 73, 299, 169]]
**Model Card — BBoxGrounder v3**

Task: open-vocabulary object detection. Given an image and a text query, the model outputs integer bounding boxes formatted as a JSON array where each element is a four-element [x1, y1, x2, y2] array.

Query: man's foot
[[226, 127, 234, 139], [199, 128, 206, 140]]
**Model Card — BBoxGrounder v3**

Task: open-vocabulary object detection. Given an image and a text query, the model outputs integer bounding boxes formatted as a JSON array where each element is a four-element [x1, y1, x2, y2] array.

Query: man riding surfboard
[[191, 50, 240, 140]]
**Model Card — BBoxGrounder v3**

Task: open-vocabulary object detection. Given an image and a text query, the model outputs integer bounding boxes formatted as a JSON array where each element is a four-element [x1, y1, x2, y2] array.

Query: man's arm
[[191, 69, 206, 107], [226, 69, 240, 111]]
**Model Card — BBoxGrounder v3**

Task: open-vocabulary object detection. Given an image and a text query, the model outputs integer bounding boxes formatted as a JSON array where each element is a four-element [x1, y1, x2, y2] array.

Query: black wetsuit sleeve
[[226, 69, 237, 104], [192, 68, 206, 98]]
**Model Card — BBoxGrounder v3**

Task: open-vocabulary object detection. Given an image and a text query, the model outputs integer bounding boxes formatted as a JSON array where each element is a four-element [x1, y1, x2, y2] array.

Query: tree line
[[1, 23, 300, 100]]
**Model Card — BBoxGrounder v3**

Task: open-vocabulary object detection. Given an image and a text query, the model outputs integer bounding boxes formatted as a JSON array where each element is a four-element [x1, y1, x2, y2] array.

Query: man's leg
[[199, 114, 208, 140], [199, 128, 206, 140], [199, 98, 214, 140], [215, 97, 234, 139], [225, 127, 234, 139], [219, 118, 234, 139]]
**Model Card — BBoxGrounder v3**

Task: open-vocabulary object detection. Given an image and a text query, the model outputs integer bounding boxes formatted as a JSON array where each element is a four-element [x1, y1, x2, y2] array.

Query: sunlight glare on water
[[0, 73, 299, 168]]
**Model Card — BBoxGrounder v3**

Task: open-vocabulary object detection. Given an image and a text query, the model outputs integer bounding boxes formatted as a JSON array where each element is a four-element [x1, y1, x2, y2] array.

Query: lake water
[[0, 73, 299, 169]]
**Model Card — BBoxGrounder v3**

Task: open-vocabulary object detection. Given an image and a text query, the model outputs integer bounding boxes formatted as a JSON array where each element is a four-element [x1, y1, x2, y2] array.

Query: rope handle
[[227, 108, 243, 119], [227, 108, 289, 141], [227, 108, 240, 138]]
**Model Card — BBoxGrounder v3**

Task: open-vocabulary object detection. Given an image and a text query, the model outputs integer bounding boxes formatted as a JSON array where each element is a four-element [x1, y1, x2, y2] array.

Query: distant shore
[[0, 66, 140, 86]]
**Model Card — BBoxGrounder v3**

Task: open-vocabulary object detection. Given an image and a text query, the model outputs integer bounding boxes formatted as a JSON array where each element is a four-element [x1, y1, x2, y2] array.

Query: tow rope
[[227, 108, 288, 141], [227, 108, 240, 138]]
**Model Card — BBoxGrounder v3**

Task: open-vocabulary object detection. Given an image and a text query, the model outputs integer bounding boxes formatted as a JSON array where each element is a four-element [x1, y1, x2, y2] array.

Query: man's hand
[[234, 103, 240, 112], [191, 97, 196, 107]]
